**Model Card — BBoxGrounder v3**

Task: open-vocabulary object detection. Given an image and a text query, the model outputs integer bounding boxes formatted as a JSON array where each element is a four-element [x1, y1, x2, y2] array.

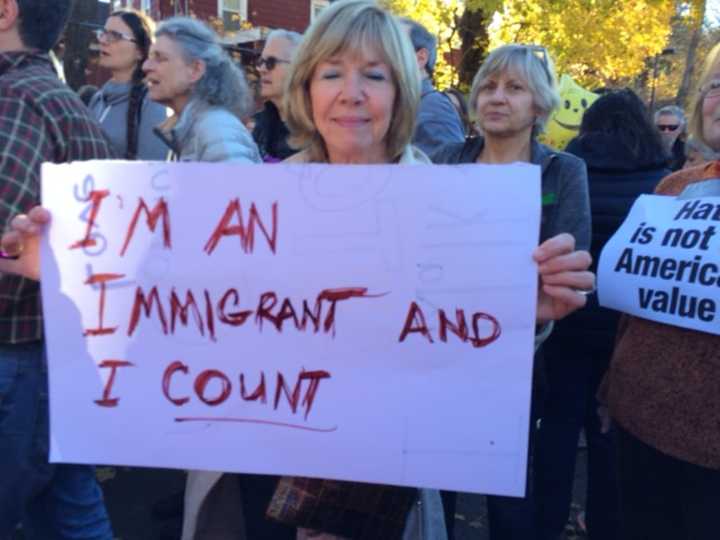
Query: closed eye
[[365, 72, 387, 81], [319, 70, 340, 80]]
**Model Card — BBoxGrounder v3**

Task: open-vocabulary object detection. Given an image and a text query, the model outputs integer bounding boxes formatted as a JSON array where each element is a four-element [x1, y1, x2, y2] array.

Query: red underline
[[174, 417, 338, 433]]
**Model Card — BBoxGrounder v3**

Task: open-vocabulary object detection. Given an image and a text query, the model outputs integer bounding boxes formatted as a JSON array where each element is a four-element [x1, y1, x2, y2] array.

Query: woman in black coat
[[534, 89, 670, 540]]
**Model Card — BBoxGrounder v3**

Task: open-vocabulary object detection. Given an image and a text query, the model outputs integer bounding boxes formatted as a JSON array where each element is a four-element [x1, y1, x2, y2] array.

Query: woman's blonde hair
[[689, 42, 720, 146], [469, 44, 560, 137], [283, 0, 420, 162]]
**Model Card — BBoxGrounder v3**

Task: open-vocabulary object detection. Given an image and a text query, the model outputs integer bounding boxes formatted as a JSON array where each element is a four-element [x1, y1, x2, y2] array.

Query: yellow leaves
[[381, 0, 464, 89], [489, 0, 676, 87]]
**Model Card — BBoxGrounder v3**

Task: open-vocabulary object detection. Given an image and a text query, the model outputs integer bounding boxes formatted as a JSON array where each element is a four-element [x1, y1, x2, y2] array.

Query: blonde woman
[[274, 4, 591, 540]]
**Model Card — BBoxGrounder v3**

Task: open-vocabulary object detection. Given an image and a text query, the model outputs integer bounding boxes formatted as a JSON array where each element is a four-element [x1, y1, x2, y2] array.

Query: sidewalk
[[12, 450, 589, 539]]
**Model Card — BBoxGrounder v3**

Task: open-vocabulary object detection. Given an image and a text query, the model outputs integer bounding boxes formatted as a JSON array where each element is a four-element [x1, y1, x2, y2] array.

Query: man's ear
[[0, 0, 20, 32], [189, 59, 207, 85]]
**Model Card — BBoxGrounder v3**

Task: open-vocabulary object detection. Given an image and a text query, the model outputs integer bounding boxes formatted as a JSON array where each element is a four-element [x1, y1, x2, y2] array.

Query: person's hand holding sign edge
[[0, 206, 50, 281], [534, 232, 594, 324]]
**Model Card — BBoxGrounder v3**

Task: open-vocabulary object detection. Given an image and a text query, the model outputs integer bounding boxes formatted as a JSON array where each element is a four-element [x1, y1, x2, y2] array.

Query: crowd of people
[[0, 0, 717, 539]]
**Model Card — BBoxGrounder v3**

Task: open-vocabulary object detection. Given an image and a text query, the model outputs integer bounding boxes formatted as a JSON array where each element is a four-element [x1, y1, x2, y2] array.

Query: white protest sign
[[41, 161, 540, 497], [598, 194, 720, 334]]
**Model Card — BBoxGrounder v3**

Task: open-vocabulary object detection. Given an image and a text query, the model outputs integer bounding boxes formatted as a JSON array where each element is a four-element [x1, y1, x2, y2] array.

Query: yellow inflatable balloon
[[540, 75, 598, 150]]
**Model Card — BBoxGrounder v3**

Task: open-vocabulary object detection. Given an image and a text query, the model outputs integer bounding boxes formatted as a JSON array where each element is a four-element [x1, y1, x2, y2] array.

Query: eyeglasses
[[657, 124, 679, 132], [700, 79, 720, 99], [94, 28, 136, 44], [255, 56, 290, 71], [522, 44, 553, 84]]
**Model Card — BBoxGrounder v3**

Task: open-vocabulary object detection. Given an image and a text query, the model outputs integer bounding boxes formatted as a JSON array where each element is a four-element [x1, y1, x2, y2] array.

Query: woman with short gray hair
[[432, 43, 592, 540], [143, 16, 260, 162]]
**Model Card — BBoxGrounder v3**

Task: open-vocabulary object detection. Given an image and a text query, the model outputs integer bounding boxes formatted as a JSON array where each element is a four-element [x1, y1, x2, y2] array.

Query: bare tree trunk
[[457, 8, 488, 94], [676, 0, 706, 106], [64, 0, 100, 89]]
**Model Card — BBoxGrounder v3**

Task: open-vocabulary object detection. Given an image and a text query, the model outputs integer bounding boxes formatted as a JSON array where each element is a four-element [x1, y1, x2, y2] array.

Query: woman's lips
[[333, 117, 369, 127], [484, 111, 507, 121]]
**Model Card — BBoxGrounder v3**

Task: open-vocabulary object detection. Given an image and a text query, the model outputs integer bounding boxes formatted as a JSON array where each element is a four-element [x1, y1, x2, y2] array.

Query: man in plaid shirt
[[0, 1, 115, 537]]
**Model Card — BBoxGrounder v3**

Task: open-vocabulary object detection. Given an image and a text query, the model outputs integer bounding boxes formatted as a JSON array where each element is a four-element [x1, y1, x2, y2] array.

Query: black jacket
[[252, 101, 296, 162], [544, 133, 670, 360]]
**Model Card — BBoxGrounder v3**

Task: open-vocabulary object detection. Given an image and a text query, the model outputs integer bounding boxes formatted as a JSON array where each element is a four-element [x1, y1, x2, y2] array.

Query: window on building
[[311, 0, 330, 22], [219, 0, 247, 31]]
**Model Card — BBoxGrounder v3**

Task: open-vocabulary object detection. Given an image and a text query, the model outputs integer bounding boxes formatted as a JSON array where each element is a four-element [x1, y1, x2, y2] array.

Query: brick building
[[114, 0, 331, 34], [69, 0, 332, 89]]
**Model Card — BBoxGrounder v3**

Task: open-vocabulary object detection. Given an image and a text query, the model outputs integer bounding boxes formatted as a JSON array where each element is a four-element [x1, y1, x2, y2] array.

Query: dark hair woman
[[88, 9, 168, 160], [535, 89, 669, 540]]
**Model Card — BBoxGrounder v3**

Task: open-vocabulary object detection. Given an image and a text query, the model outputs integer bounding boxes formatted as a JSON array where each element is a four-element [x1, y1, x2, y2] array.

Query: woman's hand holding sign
[[534, 232, 594, 323]]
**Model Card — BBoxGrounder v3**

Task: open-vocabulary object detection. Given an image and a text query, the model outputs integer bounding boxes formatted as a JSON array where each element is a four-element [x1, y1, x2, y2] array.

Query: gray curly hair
[[155, 17, 252, 118]]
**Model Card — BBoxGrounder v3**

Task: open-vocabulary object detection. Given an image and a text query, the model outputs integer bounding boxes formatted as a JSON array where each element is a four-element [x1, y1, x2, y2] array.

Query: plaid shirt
[[0, 51, 115, 344]]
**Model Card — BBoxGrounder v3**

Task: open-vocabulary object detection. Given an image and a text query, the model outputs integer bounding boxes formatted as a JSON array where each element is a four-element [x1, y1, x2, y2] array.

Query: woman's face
[[98, 16, 141, 75], [702, 65, 720, 151], [309, 48, 396, 163], [143, 35, 201, 114], [258, 37, 295, 103], [474, 68, 538, 139]]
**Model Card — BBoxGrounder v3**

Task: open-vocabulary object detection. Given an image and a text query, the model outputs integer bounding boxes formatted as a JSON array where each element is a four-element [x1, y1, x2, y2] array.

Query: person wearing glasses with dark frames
[[432, 44, 592, 540], [251, 29, 303, 162], [89, 10, 169, 160], [654, 104, 687, 171]]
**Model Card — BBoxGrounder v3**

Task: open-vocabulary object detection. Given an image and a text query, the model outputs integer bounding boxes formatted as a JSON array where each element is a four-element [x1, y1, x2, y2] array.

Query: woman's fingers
[[541, 283, 589, 309], [533, 232, 575, 263], [1, 230, 24, 257], [0, 207, 50, 281], [538, 249, 592, 275], [27, 206, 52, 225], [540, 270, 595, 290]]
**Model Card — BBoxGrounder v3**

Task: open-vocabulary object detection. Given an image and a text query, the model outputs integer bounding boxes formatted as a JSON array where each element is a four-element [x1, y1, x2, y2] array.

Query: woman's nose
[[339, 73, 363, 102], [489, 86, 507, 101]]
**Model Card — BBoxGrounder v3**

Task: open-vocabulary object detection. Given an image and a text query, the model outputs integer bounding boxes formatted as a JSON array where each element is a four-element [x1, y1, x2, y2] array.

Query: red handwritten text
[[162, 362, 330, 420], [70, 189, 110, 249], [84, 273, 125, 336], [398, 302, 501, 348], [204, 199, 278, 255], [120, 197, 171, 256], [94, 359, 134, 407], [127, 285, 380, 340]]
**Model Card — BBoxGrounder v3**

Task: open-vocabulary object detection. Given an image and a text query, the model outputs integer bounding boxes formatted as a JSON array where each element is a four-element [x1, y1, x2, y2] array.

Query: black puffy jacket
[[544, 133, 670, 361]]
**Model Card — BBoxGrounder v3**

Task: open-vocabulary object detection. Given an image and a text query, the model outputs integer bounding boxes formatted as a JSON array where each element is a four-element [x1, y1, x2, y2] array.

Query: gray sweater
[[89, 80, 169, 161], [153, 100, 261, 164], [412, 78, 465, 156], [431, 137, 591, 251]]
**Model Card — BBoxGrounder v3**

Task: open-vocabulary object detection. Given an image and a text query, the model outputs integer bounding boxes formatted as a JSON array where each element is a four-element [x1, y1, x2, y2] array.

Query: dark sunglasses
[[657, 124, 679, 132], [94, 28, 136, 44], [255, 56, 290, 71]]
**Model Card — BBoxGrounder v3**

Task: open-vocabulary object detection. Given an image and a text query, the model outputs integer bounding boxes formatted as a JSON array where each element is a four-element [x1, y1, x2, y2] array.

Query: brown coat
[[601, 161, 720, 469]]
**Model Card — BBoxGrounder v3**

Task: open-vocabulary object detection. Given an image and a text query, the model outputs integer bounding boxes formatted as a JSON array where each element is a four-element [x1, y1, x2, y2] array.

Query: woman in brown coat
[[600, 43, 720, 540]]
